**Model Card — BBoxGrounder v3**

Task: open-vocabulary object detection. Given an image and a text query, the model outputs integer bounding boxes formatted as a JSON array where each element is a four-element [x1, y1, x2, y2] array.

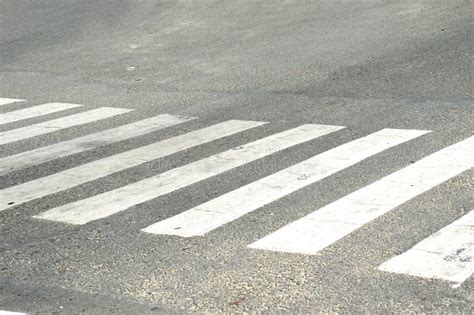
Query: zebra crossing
[[0, 98, 472, 287], [34, 124, 342, 224], [249, 136, 473, 254], [142, 128, 429, 237], [0, 114, 194, 175], [0, 119, 266, 211]]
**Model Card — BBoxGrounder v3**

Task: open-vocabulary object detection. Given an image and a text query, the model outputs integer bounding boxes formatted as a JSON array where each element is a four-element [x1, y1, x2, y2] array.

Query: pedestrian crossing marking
[[142, 128, 429, 237], [0, 103, 82, 125], [0, 97, 25, 107], [378, 210, 473, 285], [0, 114, 194, 175], [1, 96, 471, 287], [34, 124, 343, 225], [0, 120, 265, 211], [0, 107, 133, 145], [248, 136, 473, 255]]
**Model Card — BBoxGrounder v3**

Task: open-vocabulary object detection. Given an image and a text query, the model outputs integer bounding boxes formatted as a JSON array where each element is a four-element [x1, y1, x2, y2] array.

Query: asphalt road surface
[[0, 0, 473, 313]]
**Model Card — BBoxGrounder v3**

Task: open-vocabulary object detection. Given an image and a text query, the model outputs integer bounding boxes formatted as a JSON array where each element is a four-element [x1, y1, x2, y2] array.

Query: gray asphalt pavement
[[0, 0, 473, 313]]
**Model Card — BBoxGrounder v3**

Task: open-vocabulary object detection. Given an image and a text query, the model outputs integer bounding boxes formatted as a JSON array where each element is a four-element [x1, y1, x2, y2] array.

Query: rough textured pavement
[[0, 0, 473, 313]]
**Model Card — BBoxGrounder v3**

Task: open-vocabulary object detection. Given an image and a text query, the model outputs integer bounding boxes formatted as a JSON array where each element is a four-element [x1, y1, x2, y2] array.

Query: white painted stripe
[[1, 120, 266, 211], [249, 136, 473, 255], [0, 98, 25, 106], [379, 211, 473, 284], [0, 103, 82, 125], [34, 124, 344, 224], [0, 311, 28, 315], [0, 107, 133, 145], [0, 114, 194, 175], [143, 128, 429, 237]]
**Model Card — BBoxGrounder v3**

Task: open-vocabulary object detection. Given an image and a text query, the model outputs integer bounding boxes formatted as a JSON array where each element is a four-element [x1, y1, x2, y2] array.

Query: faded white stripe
[[0, 98, 25, 106], [143, 129, 429, 237], [249, 136, 473, 255], [0, 103, 82, 125], [0, 107, 133, 145], [1, 120, 265, 211], [379, 211, 473, 284], [34, 124, 344, 224], [0, 114, 194, 175]]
